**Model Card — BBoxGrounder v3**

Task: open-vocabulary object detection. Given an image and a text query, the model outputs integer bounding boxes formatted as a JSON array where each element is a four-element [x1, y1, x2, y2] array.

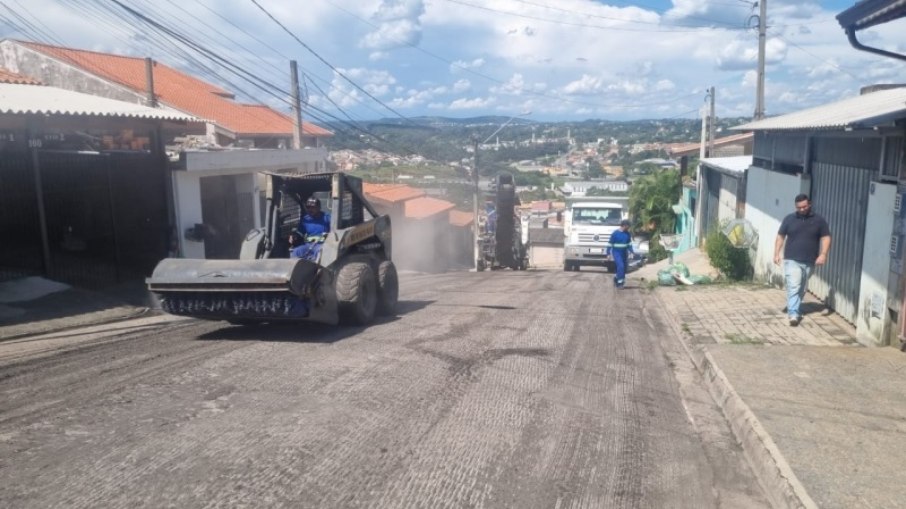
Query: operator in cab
[[606, 219, 634, 289], [289, 196, 331, 261]]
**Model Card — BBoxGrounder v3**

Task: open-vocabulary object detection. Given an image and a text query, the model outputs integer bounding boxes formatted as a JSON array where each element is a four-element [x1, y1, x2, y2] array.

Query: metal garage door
[[809, 163, 871, 323], [701, 168, 721, 236]]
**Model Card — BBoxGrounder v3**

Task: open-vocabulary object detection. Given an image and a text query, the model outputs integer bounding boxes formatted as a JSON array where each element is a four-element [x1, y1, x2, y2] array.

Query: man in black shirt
[[773, 194, 831, 326]]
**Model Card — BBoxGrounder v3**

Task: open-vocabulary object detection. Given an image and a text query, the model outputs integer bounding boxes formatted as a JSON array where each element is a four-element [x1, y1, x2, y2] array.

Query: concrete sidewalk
[[634, 249, 906, 509]]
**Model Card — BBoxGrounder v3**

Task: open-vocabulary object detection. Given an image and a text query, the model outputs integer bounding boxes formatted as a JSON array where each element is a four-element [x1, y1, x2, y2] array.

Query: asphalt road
[[0, 269, 769, 508]]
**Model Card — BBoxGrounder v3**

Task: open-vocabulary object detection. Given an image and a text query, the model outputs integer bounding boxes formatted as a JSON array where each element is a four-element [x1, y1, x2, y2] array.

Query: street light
[[472, 111, 532, 270]]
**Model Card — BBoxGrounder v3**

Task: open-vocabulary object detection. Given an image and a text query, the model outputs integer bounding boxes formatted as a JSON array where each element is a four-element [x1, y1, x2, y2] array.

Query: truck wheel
[[376, 260, 398, 316], [336, 261, 377, 325]]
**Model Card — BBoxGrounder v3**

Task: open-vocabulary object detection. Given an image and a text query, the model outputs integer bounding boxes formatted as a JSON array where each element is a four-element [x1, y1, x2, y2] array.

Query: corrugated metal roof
[[700, 156, 752, 175], [837, 0, 906, 30], [0, 83, 200, 121], [733, 87, 906, 131]]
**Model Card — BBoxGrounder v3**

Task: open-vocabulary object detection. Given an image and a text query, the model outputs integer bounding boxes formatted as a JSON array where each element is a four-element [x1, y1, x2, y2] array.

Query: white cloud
[[452, 79, 471, 93], [655, 79, 675, 92], [490, 74, 526, 95], [450, 58, 485, 73], [360, 0, 425, 51], [562, 74, 604, 95], [449, 97, 495, 110], [328, 68, 398, 107]]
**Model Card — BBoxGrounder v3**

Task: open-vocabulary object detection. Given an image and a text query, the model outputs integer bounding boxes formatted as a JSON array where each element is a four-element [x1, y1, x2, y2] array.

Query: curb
[[0, 307, 155, 343], [653, 288, 818, 509]]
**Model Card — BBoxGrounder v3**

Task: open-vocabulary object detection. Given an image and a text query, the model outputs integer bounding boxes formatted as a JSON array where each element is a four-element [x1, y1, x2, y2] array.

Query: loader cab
[[262, 172, 379, 259]]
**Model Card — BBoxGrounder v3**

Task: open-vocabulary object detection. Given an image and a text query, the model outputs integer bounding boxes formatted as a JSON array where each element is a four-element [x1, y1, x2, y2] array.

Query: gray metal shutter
[[809, 163, 871, 323], [702, 168, 721, 235]]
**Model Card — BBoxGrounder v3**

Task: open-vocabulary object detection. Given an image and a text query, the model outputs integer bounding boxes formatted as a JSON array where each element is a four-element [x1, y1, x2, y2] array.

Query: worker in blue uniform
[[289, 196, 331, 261], [607, 219, 634, 288]]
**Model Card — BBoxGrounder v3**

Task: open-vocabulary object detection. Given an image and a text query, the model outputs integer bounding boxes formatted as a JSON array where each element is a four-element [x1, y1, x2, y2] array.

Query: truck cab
[[563, 201, 624, 271]]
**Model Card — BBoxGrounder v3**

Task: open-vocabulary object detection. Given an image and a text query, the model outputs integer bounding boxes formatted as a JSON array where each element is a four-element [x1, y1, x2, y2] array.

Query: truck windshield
[[572, 207, 622, 226]]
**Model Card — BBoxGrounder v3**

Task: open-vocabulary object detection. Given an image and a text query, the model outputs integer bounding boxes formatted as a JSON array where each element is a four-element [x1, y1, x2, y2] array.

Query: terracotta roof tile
[[449, 209, 474, 227], [0, 68, 41, 85], [363, 183, 426, 204], [531, 200, 552, 212], [20, 41, 331, 138], [666, 132, 752, 156], [404, 196, 455, 219]]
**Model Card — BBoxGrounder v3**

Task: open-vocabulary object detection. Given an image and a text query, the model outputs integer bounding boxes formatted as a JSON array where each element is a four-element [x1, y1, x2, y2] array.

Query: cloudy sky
[[3, 0, 905, 123]]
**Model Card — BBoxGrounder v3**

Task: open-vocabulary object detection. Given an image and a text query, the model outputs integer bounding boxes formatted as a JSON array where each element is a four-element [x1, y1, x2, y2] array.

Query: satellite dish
[[722, 219, 758, 248]]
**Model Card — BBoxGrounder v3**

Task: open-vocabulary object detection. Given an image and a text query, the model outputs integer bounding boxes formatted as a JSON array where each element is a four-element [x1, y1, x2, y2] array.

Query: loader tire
[[376, 260, 399, 316], [336, 261, 377, 325]]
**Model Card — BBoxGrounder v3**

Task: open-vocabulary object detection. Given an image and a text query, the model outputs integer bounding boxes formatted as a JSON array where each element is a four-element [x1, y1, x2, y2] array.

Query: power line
[[322, 0, 702, 113], [510, 0, 749, 30], [440, 0, 748, 33], [248, 0, 416, 125]]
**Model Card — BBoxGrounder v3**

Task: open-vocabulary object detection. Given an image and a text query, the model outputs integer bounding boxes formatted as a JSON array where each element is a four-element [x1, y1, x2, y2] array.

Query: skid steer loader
[[147, 172, 397, 326]]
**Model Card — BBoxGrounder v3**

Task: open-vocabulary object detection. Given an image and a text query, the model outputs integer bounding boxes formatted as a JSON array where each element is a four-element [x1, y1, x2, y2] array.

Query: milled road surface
[[0, 269, 768, 508]]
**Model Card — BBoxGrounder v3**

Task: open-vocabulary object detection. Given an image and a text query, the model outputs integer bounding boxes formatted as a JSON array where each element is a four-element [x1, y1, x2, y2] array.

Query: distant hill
[[323, 116, 751, 162]]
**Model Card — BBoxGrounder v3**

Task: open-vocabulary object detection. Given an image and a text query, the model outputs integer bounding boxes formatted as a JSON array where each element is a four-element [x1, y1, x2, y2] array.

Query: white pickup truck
[[562, 201, 626, 272]]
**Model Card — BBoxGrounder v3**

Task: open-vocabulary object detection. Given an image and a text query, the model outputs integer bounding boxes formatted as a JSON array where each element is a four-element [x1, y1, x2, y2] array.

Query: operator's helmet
[[305, 197, 321, 209], [620, 219, 631, 227]]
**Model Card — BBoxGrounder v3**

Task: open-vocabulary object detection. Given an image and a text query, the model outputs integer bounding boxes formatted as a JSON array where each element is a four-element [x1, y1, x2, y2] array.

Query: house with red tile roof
[[0, 40, 331, 149], [0, 39, 335, 259], [361, 182, 473, 271]]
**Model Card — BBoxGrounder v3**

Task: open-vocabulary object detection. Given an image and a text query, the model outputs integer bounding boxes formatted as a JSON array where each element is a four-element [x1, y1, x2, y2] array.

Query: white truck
[[563, 201, 626, 272]]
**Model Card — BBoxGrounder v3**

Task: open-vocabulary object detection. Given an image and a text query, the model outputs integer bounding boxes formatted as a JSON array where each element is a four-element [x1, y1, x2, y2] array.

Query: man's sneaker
[[789, 316, 801, 327]]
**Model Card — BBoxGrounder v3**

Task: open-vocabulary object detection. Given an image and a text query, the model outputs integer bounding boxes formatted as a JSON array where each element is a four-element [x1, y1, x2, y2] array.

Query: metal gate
[[700, 168, 721, 236], [0, 152, 43, 279], [809, 163, 872, 323], [0, 150, 168, 288]]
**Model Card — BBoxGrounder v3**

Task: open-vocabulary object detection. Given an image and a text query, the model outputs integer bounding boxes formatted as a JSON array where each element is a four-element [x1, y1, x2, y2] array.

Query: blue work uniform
[[290, 212, 331, 261], [607, 229, 634, 288]]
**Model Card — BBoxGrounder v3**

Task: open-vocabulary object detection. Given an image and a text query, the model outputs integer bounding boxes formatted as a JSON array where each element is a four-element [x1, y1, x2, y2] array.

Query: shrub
[[705, 228, 752, 281]]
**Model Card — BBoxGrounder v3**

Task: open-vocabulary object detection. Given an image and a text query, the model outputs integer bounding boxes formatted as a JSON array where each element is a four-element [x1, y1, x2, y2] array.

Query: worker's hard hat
[[305, 197, 321, 208]]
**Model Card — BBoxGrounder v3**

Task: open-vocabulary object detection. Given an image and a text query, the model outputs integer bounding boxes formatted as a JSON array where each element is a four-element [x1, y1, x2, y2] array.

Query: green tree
[[628, 170, 680, 262]]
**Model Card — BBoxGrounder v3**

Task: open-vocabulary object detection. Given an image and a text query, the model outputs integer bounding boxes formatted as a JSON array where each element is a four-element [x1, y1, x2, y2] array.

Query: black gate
[[0, 152, 43, 279], [0, 150, 169, 288]]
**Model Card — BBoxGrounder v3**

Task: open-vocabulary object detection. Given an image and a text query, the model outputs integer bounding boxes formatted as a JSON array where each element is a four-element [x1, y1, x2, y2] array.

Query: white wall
[[856, 183, 896, 346], [173, 172, 204, 259], [744, 166, 809, 285], [174, 168, 258, 259]]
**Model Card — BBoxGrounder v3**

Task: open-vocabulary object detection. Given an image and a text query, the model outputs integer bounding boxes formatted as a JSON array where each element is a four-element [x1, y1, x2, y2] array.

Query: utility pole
[[754, 0, 767, 120], [290, 60, 303, 149], [695, 88, 715, 246], [707, 86, 716, 157], [472, 135, 480, 270]]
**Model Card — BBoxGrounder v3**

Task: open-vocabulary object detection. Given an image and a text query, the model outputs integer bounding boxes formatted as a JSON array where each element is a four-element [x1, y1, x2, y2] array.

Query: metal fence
[[0, 150, 168, 288]]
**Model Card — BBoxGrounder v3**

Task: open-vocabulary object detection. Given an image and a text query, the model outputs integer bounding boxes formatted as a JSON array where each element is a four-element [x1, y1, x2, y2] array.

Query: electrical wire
[[440, 0, 747, 33]]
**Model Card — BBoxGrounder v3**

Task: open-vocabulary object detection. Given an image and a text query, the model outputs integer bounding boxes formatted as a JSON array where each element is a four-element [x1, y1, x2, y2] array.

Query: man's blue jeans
[[783, 260, 813, 318]]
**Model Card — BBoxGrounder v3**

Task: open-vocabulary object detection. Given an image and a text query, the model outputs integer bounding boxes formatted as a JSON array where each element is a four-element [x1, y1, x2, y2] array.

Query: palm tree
[[628, 169, 680, 261]]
